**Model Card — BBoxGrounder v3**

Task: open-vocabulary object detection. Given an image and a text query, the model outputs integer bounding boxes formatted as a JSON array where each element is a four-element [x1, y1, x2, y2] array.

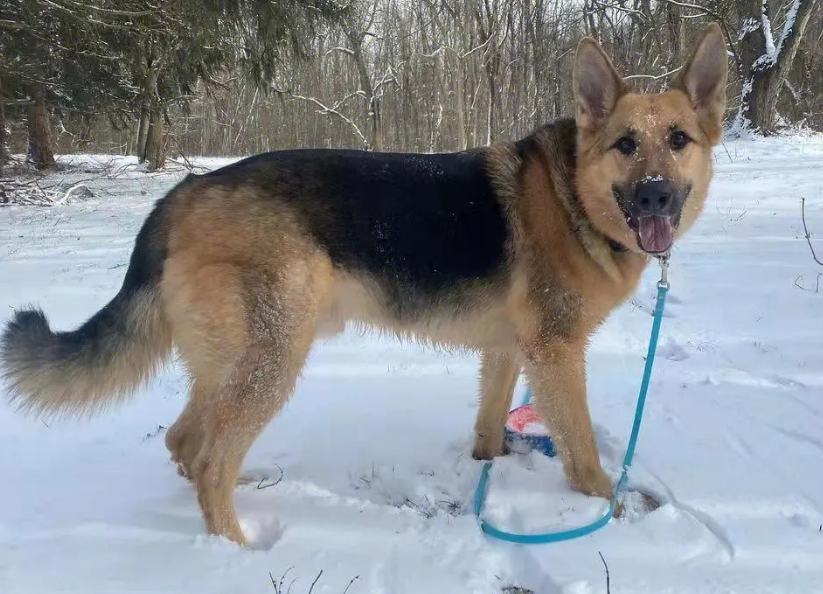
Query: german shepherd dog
[[1, 26, 727, 545]]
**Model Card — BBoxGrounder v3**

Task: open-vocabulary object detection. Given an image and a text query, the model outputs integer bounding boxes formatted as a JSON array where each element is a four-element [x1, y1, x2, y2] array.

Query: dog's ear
[[573, 38, 627, 131], [674, 23, 728, 144]]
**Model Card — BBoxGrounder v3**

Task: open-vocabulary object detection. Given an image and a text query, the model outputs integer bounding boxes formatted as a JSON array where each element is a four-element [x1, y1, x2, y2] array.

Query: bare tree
[[0, 78, 9, 171], [736, 0, 819, 133], [26, 86, 55, 169], [7, 0, 823, 161]]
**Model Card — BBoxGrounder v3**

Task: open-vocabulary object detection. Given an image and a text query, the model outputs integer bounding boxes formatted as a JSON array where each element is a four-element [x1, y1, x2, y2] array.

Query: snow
[[2, 134, 823, 593]]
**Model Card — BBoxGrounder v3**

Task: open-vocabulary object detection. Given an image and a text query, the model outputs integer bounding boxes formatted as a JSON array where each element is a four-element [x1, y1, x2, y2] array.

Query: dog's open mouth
[[635, 215, 674, 254], [613, 186, 680, 255]]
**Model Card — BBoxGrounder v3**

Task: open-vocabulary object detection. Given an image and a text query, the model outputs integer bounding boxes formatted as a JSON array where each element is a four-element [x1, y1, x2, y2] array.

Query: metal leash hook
[[656, 251, 670, 290]]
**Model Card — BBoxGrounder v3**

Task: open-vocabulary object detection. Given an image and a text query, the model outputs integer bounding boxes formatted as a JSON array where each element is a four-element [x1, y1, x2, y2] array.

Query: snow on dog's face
[[573, 25, 728, 255]]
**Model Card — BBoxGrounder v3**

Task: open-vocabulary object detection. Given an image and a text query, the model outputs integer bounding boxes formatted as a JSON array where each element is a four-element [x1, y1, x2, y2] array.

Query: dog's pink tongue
[[637, 216, 673, 253]]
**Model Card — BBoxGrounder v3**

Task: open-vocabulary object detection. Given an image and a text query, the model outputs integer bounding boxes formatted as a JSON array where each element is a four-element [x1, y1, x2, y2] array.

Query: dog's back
[[201, 147, 510, 312]]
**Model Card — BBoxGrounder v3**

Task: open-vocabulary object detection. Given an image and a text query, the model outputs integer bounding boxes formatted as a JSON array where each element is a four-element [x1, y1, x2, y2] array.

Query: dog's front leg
[[472, 352, 521, 460], [524, 341, 612, 500]]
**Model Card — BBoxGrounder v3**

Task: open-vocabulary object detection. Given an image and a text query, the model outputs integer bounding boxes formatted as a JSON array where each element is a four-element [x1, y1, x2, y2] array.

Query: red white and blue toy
[[503, 403, 556, 458]]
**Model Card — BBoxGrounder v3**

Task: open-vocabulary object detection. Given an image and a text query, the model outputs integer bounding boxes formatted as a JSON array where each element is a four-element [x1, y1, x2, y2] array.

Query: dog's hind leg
[[472, 352, 520, 460], [162, 260, 246, 485], [191, 342, 312, 544], [165, 381, 212, 480], [188, 271, 324, 545]]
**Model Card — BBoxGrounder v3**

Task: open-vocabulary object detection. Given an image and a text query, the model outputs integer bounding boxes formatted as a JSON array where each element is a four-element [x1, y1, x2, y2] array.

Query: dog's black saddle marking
[[211, 149, 510, 317]]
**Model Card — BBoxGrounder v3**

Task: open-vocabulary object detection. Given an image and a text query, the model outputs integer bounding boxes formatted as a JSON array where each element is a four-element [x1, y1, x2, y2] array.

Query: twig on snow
[[169, 134, 205, 173], [307, 570, 323, 594], [342, 576, 360, 593], [800, 197, 823, 267], [141, 424, 166, 443], [1, 177, 94, 206], [792, 274, 820, 293], [269, 567, 295, 594], [598, 551, 611, 594], [256, 463, 284, 489], [52, 183, 90, 206]]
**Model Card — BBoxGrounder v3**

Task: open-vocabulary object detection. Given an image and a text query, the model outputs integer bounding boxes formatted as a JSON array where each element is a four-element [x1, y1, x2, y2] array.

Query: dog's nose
[[635, 180, 675, 215]]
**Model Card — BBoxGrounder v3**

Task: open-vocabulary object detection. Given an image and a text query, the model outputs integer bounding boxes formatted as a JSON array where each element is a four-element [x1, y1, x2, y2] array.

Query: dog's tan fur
[[1, 26, 727, 545]]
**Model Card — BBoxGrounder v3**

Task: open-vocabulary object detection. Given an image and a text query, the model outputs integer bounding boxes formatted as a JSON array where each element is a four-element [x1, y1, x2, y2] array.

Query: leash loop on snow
[[473, 255, 671, 544]]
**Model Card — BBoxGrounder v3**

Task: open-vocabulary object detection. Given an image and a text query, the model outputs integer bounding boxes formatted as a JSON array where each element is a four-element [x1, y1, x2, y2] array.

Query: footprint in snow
[[659, 337, 689, 361]]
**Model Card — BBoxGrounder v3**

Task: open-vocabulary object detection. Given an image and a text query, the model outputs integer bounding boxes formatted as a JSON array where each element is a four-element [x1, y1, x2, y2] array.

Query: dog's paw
[[471, 439, 510, 461]]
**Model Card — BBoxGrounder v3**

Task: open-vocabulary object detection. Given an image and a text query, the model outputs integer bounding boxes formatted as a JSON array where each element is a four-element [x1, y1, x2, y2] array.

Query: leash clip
[[656, 252, 670, 290]]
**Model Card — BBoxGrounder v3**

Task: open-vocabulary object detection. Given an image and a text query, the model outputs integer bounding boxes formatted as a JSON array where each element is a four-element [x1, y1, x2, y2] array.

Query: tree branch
[[0, 19, 25, 30], [326, 46, 356, 57], [55, 0, 155, 18], [624, 65, 684, 81], [288, 93, 370, 149]]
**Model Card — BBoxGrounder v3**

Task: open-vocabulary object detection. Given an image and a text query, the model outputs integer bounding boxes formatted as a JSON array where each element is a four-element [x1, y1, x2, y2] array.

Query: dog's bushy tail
[[1, 195, 174, 418]]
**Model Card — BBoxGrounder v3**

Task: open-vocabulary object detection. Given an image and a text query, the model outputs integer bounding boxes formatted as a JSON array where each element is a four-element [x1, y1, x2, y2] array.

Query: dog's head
[[573, 24, 728, 255]]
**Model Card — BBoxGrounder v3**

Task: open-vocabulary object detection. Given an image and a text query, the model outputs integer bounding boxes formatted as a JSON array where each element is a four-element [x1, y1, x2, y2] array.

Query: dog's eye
[[670, 130, 690, 150], [615, 136, 636, 156]]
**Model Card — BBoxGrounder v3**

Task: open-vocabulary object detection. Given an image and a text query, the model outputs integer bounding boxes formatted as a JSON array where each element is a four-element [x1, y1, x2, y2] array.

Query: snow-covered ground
[[1, 135, 822, 593]]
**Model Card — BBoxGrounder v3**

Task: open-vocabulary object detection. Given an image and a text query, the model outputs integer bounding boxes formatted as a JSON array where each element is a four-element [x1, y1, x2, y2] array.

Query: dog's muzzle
[[613, 179, 689, 254]]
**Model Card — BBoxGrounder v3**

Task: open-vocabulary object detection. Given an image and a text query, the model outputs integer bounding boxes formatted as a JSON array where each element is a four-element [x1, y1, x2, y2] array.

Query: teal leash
[[473, 255, 671, 544]]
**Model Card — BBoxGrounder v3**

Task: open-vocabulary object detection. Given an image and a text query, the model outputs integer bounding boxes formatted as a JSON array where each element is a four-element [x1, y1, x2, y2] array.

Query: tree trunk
[[349, 41, 380, 151], [144, 107, 165, 171], [455, 57, 468, 151], [0, 96, 8, 173], [740, 0, 818, 133], [135, 105, 149, 161], [27, 93, 55, 170], [135, 47, 159, 162], [473, 3, 500, 144], [666, 3, 685, 70], [78, 114, 94, 149]]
